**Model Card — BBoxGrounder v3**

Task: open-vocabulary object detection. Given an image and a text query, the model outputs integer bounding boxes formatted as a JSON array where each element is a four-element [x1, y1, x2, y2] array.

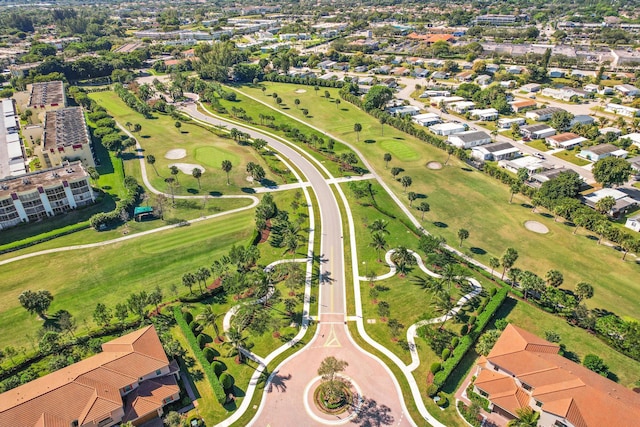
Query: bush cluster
[[173, 306, 226, 404]]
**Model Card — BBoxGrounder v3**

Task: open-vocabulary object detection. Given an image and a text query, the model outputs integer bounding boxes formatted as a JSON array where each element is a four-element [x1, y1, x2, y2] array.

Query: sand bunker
[[164, 149, 187, 160], [294, 89, 307, 93], [169, 163, 205, 175], [427, 161, 443, 170], [524, 220, 549, 234]]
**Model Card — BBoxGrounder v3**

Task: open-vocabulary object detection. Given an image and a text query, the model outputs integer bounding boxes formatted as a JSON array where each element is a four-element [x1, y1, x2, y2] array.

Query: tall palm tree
[[192, 167, 202, 190], [182, 272, 196, 294], [197, 306, 223, 342], [354, 123, 362, 142], [369, 232, 387, 262], [383, 153, 392, 169], [391, 246, 415, 275], [146, 155, 159, 176], [368, 219, 389, 234], [440, 263, 465, 291], [195, 267, 211, 294], [170, 165, 180, 184], [417, 201, 430, 220], [431, 290, 455, 328], [224, 326, 248, 363], [221, 160, 233, 185]]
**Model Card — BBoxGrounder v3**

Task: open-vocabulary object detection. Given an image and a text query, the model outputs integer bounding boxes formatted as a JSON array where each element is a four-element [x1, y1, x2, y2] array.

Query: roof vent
[[22, 178, 31, 185]]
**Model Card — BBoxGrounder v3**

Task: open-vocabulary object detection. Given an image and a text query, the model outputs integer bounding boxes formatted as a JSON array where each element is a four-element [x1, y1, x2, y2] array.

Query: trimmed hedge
[[432, 287, 508, 388], [173, 306, 226, 404], [211, 361, 225, 377]]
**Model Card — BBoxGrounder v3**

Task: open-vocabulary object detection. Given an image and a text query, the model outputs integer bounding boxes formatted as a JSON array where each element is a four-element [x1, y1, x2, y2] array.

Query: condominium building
[[0, 326, 180, 426], [1, 98, 27, 178], [474, 15, 519, 26], [0, 161, 95, 230], [35, 106, 95, 169], [27, 80, 66, 110]]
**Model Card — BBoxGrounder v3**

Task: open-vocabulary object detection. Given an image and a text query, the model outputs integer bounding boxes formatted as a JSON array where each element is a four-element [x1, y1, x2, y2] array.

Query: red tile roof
[[0, 326, 173, 427]]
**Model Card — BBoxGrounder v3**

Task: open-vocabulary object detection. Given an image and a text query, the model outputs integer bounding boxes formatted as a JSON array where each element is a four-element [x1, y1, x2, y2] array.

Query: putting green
[[380, 139, 420, 161], [194, 145, 242, 168]]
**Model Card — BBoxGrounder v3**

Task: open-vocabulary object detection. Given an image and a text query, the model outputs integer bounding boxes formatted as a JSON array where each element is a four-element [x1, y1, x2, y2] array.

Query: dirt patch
[[524, 220, 549, 234], [258, 220, 271, 244], [168, 163, 205, 174], [294, 89, 307, 93], [165, 149, 187, 160], [207, 277, 222, 291], [427, 161, 443, 170]]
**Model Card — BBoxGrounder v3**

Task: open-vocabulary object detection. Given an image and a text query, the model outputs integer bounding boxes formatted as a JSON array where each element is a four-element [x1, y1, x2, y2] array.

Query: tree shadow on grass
[[353, 397, 394, 426], [364, 139, 377, 144], [540, 213, 554, 219], [521, 203, 533, 209], [470, 247, 486, 255], [186, 188, 199, 194], [461, 167, 474, 172], [241, 187, 256, 194], [433, 221, 448, 228]]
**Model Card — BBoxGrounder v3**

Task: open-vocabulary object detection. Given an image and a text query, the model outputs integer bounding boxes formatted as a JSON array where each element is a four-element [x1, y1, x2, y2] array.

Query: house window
[[521, 382, 532, 391], [477, 389, 489, 398], [163, 396, 174, 404], [535, 400, 542, 407], [97, 418, 113, 427], [156, 369, 162, 375], [123, 384, 132, 392]]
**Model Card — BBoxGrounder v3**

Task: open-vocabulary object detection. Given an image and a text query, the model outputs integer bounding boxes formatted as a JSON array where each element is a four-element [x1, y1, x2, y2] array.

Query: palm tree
[[335, 98, 341, 109], [594, 220, 610, 245], [195, 267, 211, 294], [411, 275, 444, 297], [391, 246, 414, 275], [509, 182, 520, 203], [354, 123, 362, 142], [383, 153, 392, 169], [182, 272, 196, 294], [489, 257, 500, 276], [545, 269, 564, 287], [125, 121, 132, 131], [198, 306, 223, 342], [457, 228, 469, 247], [431, 291, 455, 328], [368, 219, 389, 234], [418, 202, 431, 221], [221, 160, 233, 185], [369, 232, 387, 262], [400, 175, 412, 193], [391, 167, 402, 179], [440, 263, 464, 291], [170, 165, 180, 184], [407, 191, 417, 207], [507, 407, 540, 427], [146, 155, 159, 176], [192, 167, 202, 190], [224, 326, 248, 363], [575, 282, 594, 302]]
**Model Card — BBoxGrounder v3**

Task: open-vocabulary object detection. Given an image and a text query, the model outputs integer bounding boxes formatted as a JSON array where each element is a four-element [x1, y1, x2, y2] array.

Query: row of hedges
[[89, 176, 142, 230], [113, 83, 152, 118], [432, 287, 508, 388], [0, 222, 90, 255], [263, 72, 345, 88], [173, 306, 226, 404]]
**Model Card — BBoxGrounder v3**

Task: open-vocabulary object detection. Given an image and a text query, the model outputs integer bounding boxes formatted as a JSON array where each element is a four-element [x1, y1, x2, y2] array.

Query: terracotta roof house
[[545, 132, 587, 149], [0, 326, 180, 427], [510, 99, 537, 113], [473, 324, 640, 426]]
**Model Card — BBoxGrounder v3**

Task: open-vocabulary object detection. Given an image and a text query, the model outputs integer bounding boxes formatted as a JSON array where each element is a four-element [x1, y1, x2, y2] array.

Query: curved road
[[182, 104, 415, 426]]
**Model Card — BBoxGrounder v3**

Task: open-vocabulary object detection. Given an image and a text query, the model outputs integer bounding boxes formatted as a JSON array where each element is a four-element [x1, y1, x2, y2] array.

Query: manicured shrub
[[430, 362, 442, 374], [442, 348, 451, 361], [426, 384, 439, 397], [451, 337, 459, 348], [197, 334, 207, 349], [460, 324, 469, 336], [183, 311, 193, 324], [489, 288, 497, 297], [211, 361, 225, 377], [436, 392, 448, 407], [189, 321, 200, 333], [219, 372, 235, 391], [204, 347, 217, 363], [173, 306, 226, 404]]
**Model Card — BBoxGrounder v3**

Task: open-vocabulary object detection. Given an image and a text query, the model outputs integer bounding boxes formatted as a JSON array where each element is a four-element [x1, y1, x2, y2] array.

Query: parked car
[[533, 152, 545, 159]]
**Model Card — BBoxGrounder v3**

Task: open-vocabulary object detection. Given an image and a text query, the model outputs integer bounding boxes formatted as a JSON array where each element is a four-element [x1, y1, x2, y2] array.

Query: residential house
[[317, 60, 336, 69], [605, 103, 640, 117], [485, 63, 500, 74], [520, 83, 541, 93], [376, 65, 392, 74], [497, 117, 525, 129], [387, 105, 420, 116], [353, 65, 368, 73], [545, 132, 587, 149], [455, 70, 474, 82], [571, 69, 594, 78], [469, 108, 499, 121], [420, 90, 450, 98], [461, 62, 474, 70], [499, 80, 516, 88], [472, 142, 520, 161], [358, 76, 375, 85], [406, 57, 425, 66], [583, 188, 638, 217], [570, 115, 595, 126], [599, 86, 614, 95], [382, 78, 398, 88], [507, 65, 523, 74], [448, 130, 492, 149], [578, 143, 628, 161], [621, 132, 640, 147], [413, 67, 429, 78], [628, 155, 640, 177], [625, 213, 640, 232], [583, 83, 599, 93], [548, 69, 565, 78], [510, 99, 537, 113], [332, 62, 349, 71], [520, 124, 556, 139], [474, 14, 519, 25], [450, 101, 476, 114], [526, 107, 566, 121], [500, 156, 548, 175], [412, 113, 442, 127], [472, 324, 640, 426], [0, 326, 180, 427], [429, 122, 467, 136], [431, 71, 449, 79], [599, 127, 622, 136], [529, 168, 577, 187], [614, 83, 640, 97], [392, 66, 410, 76], [317, 73, 337, 81], [432, 96, 466, 105], [475, 75, 492, 86]]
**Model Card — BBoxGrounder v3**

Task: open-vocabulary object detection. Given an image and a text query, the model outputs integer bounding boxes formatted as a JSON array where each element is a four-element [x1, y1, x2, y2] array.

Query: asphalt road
[[180, 102, 414, 426]]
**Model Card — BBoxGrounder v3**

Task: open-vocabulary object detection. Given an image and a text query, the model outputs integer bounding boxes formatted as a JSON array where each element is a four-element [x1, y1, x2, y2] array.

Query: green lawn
[[552, 149, 591, 166], [497, 297, 640, 389], [526, 139, 550, 152], [89, 91, 284, 195], [0, 208, 257, 350], [235, 82, 640, 321]]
